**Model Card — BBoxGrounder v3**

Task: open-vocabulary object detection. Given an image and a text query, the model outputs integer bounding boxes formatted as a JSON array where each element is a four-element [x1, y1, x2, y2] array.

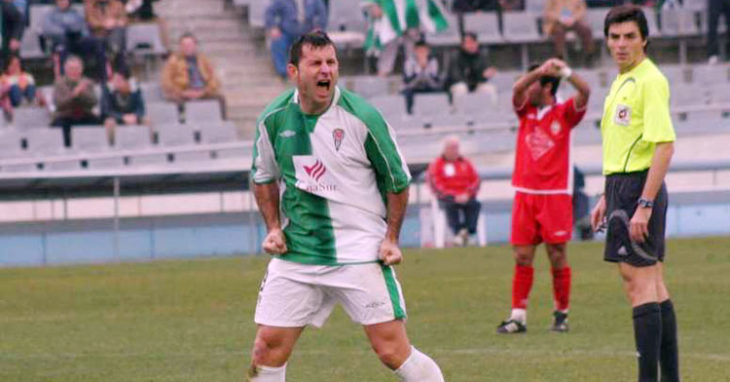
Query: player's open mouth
[[316, 80, 331, 91]]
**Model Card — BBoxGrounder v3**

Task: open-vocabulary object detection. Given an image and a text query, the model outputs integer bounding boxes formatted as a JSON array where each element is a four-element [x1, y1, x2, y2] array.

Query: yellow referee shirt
[[600, 58, 676, 175]]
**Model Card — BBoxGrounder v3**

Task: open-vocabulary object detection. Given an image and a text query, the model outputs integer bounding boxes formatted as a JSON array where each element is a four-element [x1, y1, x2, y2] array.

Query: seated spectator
[[402, 40, 443, 115], [265, 0, 328, 79], [3, 55, 46, 108], [51, 55, 101, 146], [428, 136, 482, 247], [85, 0, 128, 58], [101, 67, 148, 144], [1, 0, 24, 67], [543, 0, 594, 65], [448, 32, 497, 104], [42, 0, 107, 81], [161, 32, 226, 119]]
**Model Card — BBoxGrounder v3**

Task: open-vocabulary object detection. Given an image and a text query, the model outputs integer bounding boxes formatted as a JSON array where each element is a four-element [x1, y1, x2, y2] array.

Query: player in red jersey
[[497, 58, 591, 334]]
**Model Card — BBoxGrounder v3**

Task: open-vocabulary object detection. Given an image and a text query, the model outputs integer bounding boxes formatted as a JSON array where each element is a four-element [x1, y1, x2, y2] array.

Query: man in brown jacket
[[85, 0, 128, 56], [51, 56, 102, 147], [543, 0, 595, 65], [161, 33, 226, 119]]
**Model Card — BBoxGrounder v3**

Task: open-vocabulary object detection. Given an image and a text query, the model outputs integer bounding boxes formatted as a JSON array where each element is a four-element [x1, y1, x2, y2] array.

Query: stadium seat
[[147, 103, 180, 125], [691, 65, 729, 86], [586, 8, 610, 39], [659, 9, 700, 37], [430, 194, 487, 248], [672, 84, 708, 106], [126, 23, 167, 56], [140, 82, 164, 103], [463, 12, 502, 45], [115, 125, 153, 150], [661, 65, 689, 85], [643, 8, 661, 37], [199, 122, 238, 143], [425, 113, 471, 129], [128, 153, 169, 167], [502, 12, 542, 43], [184, 100, 223, 124], [489, 71, 521, 93], [44, 159, 82, 171], [343, 76, 390, 99], [426, 11, 462, 46], [710, 84, 730, 104], [71, 127, 110, 153], [11, 108, 52, 128], [20, 31, 45, 59], [370, 95, 407, 119], [25, 129, 66, 155], [327, 2, 367, 33], [0, 130, 25, 158], [248, 1, 266, 28], [87, 156, 125, 170], [156, 124, 196, 146], [389, 114, 428, 130], [453, 92, 497, 115], [412, 93, 451, 116]]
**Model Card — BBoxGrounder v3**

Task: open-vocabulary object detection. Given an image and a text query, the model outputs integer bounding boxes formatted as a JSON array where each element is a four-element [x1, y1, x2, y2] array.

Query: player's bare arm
[[380, 188, 409, 265], [630, 141, 674, 242], [512, 61, 552, 106], [253, 182, 288, 255]]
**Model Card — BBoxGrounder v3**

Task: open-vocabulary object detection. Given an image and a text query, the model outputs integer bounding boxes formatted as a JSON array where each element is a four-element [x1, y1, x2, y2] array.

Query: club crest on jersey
[[550, 121, 561, 135], [333, 128, 345, 151], [614, 104, 631, 126]]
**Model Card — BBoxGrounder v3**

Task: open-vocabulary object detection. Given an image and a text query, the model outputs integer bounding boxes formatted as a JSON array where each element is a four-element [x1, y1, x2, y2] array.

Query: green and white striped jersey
[[251, 86, 411, 265]]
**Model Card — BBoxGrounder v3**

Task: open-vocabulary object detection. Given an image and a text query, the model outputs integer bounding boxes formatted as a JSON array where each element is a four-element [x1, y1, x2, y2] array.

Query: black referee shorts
[[604, 170, 668, 267]]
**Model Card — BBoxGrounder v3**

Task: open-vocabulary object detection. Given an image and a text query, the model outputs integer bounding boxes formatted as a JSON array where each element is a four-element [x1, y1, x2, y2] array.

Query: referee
[[591, 5, 679, 382]]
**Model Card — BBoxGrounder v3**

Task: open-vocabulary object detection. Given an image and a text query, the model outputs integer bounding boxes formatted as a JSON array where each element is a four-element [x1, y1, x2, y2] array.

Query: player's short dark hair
[[528, 63, 561, 97], [414, 39, 429, 49], [288, 31, 336, 67], [462, 31, 478, 43], [604, 4, 649, 41]]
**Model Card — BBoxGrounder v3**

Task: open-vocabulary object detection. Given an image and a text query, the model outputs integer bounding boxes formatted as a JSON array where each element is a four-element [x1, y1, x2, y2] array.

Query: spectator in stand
[[363, 0, 449, 77], [101, 66, 148, 144], [161, 32, 225, 119], [3, 55, 46, 107], [428, 136, 481, 247], [42, 0, 107, 81], [707, 0, 730, 64], [543, 0, 595, 65], [265, 0, 328, 79], [1, 0, 24, 67], [51, 55, 101, 147], [85, 0, 128, 58], [402, 40, 443, 114], [448, 32, 498, 105]]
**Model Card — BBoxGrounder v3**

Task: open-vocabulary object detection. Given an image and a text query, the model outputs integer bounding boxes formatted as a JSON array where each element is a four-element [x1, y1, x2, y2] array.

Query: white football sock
[[510, 308, 527, 324], [249, 364, 286, 382], [394, 346, 444, 382]]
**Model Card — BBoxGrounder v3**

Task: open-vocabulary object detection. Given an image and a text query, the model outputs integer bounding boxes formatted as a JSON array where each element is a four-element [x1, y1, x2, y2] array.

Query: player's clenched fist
[[262, 229, 288, 255], [379, 239, 403, 265]]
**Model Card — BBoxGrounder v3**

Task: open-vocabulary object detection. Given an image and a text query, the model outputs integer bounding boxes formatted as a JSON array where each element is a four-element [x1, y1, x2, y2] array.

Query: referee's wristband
[[560, 66, 573, 79]]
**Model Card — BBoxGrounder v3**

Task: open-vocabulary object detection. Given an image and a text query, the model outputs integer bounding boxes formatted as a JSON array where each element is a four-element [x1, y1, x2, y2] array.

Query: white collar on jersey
[[292, 85, 342, 115]]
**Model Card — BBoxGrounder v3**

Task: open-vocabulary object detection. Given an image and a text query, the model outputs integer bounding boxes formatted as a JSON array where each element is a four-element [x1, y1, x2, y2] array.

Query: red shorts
[[510, 192, 573, 245]]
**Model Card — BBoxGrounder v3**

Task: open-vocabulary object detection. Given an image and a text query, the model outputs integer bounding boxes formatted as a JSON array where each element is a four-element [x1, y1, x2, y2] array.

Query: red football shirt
[[511, 95, 586, 194]]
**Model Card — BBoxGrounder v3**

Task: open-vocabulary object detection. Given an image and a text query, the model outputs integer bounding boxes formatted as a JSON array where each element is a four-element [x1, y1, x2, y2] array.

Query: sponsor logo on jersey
[[614, 104, 631, 126], [525, 128, 555, 160], [303, 160, 327, 182], [333, 128, 345, 151], [279, 130, 296, 138]]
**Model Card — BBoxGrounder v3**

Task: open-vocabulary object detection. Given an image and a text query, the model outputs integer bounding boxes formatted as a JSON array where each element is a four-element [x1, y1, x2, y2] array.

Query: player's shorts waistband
[[605, 169, 649, 180]]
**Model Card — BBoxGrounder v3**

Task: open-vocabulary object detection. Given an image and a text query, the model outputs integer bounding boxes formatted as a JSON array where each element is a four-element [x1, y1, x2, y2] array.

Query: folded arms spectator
[[51, 55, 101, 146]]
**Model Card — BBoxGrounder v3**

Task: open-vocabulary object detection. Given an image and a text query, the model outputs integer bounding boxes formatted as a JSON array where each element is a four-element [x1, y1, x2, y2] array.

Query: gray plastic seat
[[463, 13, 502, 45], [126, 23, 167, 55], [44, 159, 82, 171], [660, 9, 699, 37], [412, 93, 451, 116], [0, 130, 25, 158], [643, 8, 661, 37], [370, 95, 407, 119], [710, 84, 730, 104], [661, 65, 688, 85], [691, 65, 729, 86], [345, 76, 389, 99], [87, 156, 125, 170], [71, 127, 109, 152], [147, 103, 180, 125], [25, 129, 65, 155], [129, 153, 168, 167], [425, 12, 462, 46], [249, 1, 266, 27], [140, 82, 163, 103], [115, 125, 153, 150], [156, 124, 196, 146], [12, 108, 52, 128], [502, 12, 541, 43], [586, 8, 610, 39], [327, 2, 367, 32], [184, 100, 223, 123], [199, 122, 238, 143], [672, 85, 708, 106], [453, 92, 497, 115]]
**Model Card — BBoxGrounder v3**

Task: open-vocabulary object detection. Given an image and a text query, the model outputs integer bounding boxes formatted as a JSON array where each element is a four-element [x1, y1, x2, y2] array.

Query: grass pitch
[[1, 237, 729, 381]]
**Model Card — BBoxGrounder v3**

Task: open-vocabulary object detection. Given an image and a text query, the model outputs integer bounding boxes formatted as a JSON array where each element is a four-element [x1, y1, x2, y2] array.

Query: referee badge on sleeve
[[614, 104, 632, 126]]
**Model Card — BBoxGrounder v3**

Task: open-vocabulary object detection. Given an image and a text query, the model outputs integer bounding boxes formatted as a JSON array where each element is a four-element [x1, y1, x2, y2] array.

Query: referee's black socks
[[659, 299, 680, 382], [633, 302, 661, 382]]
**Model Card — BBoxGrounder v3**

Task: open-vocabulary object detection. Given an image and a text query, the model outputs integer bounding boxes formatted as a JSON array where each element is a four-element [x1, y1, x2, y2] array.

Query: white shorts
[[254, 258, 407, 328]]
